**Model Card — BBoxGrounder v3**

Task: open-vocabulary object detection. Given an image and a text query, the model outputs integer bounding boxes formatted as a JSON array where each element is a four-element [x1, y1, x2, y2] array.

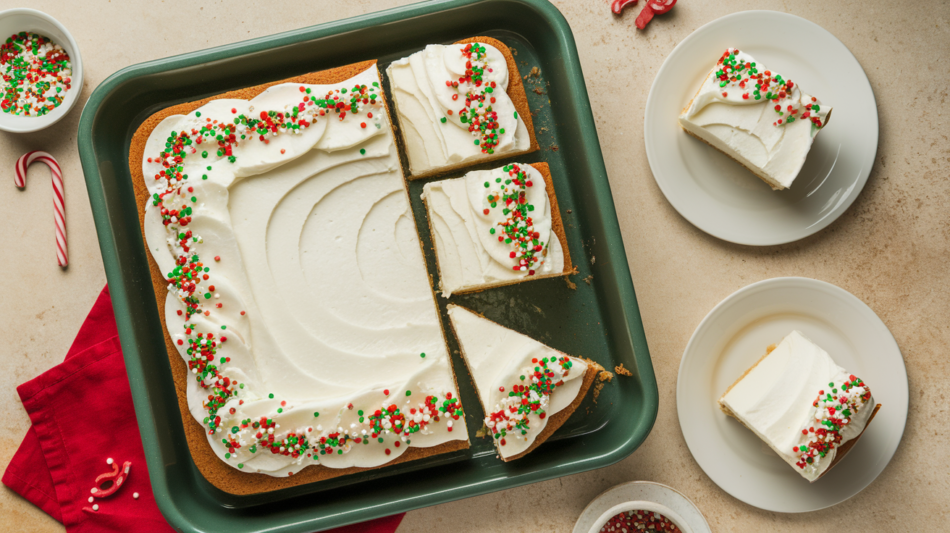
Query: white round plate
[[573, 481, 711, 533], [677, 277, 907, 512], [644, 11, 878, 246]]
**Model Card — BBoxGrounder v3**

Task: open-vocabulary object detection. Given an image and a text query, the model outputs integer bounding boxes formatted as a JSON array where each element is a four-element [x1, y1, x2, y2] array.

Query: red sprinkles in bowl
[[600, 509, 682, 532]]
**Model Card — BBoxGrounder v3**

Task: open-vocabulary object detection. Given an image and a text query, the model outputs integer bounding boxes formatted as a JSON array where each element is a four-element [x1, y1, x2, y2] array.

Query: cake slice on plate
[[679, 48, 832, 190], [386, 37, 538, 179], [421, 162, 573, 297], [719, 330, 881, 482], [447, 304, 602, 461]]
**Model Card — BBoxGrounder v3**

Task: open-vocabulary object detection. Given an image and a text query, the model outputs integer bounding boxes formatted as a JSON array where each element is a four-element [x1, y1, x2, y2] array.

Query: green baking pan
[[77, 0, 657, 530]]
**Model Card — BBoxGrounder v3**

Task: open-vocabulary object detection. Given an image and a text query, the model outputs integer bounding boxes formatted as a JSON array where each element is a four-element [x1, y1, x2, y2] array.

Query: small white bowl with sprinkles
[[0, 8, 82, 133], [590, 501, 692, 533]]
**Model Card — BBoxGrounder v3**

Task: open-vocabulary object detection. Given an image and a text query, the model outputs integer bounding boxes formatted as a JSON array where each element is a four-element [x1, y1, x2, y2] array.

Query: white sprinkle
[[88, 496, 94, 503], [107, 458, 114, 465], [92, 504, 99, 511]]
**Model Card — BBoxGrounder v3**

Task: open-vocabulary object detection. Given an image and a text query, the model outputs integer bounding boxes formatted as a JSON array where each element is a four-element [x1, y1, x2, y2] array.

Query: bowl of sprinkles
[[0, 8, 82, 133], [591, 501, 691, 533]]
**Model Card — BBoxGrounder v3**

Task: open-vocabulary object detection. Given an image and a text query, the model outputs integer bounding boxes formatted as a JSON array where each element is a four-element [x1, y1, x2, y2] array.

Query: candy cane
[[89, 458, 132, 498], [611, 0, 638, 15], [15, 151, 67, 267], [647, 0, 676, 14]]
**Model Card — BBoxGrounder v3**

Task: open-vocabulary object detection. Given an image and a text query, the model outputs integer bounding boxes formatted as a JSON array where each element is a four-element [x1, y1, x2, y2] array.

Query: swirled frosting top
[[141, 65, 467, 477], [679, 49, 832, 190], [387, 42, 531, 175], [421, 163, 565, 297]]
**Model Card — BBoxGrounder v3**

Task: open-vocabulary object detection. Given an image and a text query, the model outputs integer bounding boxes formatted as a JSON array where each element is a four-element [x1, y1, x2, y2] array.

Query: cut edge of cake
[[718, 341, 881, 482], [128, 60, 471, 496], [389, 36, 539, 181], [445, 303, 603, 462], [421, 161, 575, 298]]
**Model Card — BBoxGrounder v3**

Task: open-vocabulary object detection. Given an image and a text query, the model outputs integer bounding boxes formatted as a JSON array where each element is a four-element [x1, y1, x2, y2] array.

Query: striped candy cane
[[15, 151, 67, 268]]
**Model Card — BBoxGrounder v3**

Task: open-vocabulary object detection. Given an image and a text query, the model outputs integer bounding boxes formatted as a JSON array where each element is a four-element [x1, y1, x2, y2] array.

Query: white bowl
[[589, 500, 693, 533], [0, 8, 83, 133]]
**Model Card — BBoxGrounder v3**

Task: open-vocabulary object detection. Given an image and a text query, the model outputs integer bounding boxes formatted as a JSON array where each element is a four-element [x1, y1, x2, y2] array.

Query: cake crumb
[[592, 371, 614, 403], [566, 209, 572, 214], [533, 87, 545, 95], [614, 363, 632, 377], [583, 275, 593, 285], [529, 66, 541, 78], [593, 381, 604, 402], [565, 277, 577, 290], [549, 144, 559, 152], [475, 424, 488, 438], [511, 47, 518, 56], [590, 255, 596, 265]]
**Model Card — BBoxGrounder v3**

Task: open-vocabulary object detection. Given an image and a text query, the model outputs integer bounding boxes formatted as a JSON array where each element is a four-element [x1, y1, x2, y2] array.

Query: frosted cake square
[[719, 331, 880, 482], [130, 61, 468, 494], [386, 37, 538, 179], [679, 48, 832, 190]]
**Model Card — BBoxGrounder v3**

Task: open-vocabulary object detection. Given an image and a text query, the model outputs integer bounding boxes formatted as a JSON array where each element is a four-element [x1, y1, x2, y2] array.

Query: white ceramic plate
[[644, 11, 878, 246], [573, 481, 711, 533], [677, 277, 907, 512]]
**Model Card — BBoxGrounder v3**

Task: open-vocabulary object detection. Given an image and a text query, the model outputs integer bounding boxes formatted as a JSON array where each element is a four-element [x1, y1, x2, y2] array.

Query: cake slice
[[386, 37, 538, 179], [679, 48, 832, 190], [447, 305, 602, 461], [421, 162, 573, 297], [719, 331, 881, 482]]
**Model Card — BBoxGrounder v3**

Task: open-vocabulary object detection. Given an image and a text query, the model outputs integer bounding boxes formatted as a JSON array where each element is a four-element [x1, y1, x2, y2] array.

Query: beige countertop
[[1, 0, 947, 531]]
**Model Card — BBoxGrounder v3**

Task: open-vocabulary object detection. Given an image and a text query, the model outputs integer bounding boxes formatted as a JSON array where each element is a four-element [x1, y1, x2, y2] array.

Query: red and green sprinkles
[[794, 375, 871, 472], [446, 43, 505, 154], [715, 48, 825, 128], [484, 163, 546, 274], [148, 77, 462, 471], [1, 32, 72, 116], [486, 356, 573, 447]]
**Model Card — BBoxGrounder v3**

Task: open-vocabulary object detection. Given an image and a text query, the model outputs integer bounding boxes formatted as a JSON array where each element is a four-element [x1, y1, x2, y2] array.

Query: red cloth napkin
[[3, 286, 404, 533]]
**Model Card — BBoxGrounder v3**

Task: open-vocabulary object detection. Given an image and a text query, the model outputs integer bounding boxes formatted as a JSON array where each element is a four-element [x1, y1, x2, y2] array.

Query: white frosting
[[421, 163, 565, 297], [721, 331, 875, 481], [386, 42, 531, 175], [447, 305, 588, 460], [142, 66, 467, 477], [678, 49, 832, 190]]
